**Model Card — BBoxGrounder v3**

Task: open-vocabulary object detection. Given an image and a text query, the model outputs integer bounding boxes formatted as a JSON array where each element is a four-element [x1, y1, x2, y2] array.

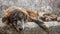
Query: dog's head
[[2, 6, 28, 23]]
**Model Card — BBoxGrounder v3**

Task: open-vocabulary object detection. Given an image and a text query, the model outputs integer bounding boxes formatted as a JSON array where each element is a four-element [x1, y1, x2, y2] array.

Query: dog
[[2, 6, 50, 33]]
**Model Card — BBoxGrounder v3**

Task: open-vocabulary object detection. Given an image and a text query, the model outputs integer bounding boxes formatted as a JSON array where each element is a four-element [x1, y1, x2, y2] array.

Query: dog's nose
[[17, 21, 25, 30], [17, 25, 25, 31], [19, 27, 23, 30]]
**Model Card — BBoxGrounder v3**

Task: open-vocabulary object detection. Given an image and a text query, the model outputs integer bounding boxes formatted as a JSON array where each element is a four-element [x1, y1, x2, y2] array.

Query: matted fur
[[38, 11, 58, 21], [2, 6, 58, 33], [2, 6, 40, 32]]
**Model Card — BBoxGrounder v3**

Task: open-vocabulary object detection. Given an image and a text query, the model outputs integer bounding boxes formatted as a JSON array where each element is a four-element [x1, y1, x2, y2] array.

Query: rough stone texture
[[1, 0, 60, 16], [0, 18, 47, 34], [0, 0, 60, 16], [0, 18, 60, 34], [0, 0, 53, 17]]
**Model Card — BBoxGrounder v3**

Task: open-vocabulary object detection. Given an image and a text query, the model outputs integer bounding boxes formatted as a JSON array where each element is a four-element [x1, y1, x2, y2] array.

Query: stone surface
[[0, 18, 47, 34]]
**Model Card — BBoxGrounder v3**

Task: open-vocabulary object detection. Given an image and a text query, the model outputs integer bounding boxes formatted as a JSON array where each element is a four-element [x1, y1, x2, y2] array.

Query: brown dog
[[2, 6, 41, 31], [2, 6, 29, 31], [3, 6, 56, 33]]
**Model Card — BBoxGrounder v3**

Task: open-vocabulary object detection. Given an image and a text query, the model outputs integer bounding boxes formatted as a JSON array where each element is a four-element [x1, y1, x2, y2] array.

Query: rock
[[44, 21, 60, 34], [57, 17, 60, 22], [0, 18, 47, 34]]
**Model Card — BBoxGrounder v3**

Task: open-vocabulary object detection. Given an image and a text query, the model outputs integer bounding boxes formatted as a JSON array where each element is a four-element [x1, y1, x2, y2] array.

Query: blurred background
[[0, 0, 60, 17]]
